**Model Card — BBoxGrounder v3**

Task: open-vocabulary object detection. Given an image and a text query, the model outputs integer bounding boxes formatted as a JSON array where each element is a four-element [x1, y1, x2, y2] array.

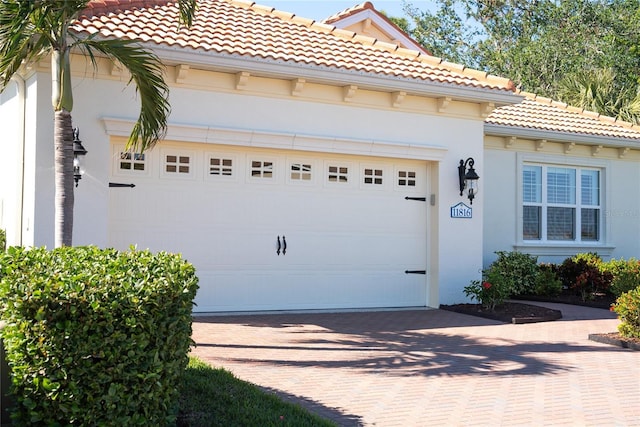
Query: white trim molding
[[102, 118, 448, 162]]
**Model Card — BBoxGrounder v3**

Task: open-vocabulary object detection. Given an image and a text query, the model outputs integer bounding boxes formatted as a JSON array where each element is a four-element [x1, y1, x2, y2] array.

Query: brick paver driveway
[[191, 302, 640, 426]]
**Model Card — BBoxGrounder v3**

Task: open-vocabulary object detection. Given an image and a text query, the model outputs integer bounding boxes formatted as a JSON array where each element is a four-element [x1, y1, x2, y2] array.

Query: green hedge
[[0, 246, 199, 426], [0, 229, 5, 251], [611, 287, 640, 339]]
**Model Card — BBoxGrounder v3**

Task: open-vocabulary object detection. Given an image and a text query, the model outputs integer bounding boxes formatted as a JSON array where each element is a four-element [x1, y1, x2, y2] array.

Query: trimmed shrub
[[488, 251, 540, 296], [0, 229, 5, 251], [464, 268, 511, 311], [611, 287, 640, 339], [0, 246, 199, 426], [557, 253, 612, 301], [604, 258, 640, 297], [533, 263, 563, 297]]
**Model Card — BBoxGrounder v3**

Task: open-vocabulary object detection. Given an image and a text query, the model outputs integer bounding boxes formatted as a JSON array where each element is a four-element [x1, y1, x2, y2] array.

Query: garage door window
[[364, 168, 383, 185], [165, 155, 191, 174], [397, 170, 416, 187], [251, 160, 274, 178], [119, 151, 145, 171], [209, 157, 233, 176], [328, 165, 349, 183], [290, 163, 312, 181]]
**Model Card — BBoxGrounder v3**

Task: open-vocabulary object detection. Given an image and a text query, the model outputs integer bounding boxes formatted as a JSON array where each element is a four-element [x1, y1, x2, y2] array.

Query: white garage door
[[108, 141, 429, 312]]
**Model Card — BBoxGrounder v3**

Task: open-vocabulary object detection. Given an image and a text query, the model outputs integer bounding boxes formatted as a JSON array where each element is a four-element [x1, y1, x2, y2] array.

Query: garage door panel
[[195, 270, 427, 312], [109, 143, 429, 312]]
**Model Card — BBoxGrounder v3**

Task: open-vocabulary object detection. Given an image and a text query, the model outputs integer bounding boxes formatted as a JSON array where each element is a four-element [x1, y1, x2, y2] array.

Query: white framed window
[[119, 151, 146, 172], [522, 163, 602, 243], [324, 161, 355, 188], [248, 157, 277, 182], [397, 170, 417, 187], [289, 162, 313, 183], [113, 144, 151, 177], [160, 149, 196, 179], [363, 167, 383, 185], [328, 165, 349, 183], [165, 154, 191, 174], [207, 155, 234, 178]]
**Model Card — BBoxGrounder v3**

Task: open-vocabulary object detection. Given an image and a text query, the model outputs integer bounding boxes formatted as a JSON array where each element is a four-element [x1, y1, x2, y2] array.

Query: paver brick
[[191, 304, 640, 426]]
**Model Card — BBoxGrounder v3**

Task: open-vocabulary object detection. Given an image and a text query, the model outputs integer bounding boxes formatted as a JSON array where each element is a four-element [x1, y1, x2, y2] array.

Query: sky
[[265, 1, 435, 21]]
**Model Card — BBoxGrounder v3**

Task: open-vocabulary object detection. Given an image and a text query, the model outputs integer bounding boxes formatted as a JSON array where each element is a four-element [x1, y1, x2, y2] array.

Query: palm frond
[[0, 1, 43, 87], [0, 1, 89, 88], [75, 37, 170, 152], [177, 0, 198, 27]]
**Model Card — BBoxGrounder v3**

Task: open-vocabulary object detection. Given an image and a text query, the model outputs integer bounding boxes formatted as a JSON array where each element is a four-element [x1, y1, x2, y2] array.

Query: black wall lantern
[[72, 127, 88, 187], [458, 157, 479, 204]]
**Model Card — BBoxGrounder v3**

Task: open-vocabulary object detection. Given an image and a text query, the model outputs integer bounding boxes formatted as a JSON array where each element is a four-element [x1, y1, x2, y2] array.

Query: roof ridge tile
[[395, 47, 420, 59], [440, 61, 464, 72], [566, 105, 583, 114], [251, 4, 275, 14], [290, 15, 315, 27], [534, 96, 553, 105], [332, 27, 357, 39], [615, 119, 635, 129], [323, 2, 373, 24], [373, 39, 399, 51], [353, 34, 377, 46], [485, 74, 516, 91], [309, 21, 336, 34], [229, 0, 254, 9], [416, 54, 442, 67], [581, 110, 600, 119], [271, 9, 295, 20]]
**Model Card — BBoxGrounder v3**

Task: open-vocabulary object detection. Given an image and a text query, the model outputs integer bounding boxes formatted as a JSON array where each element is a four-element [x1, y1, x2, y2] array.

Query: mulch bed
[[439, 302, 562, 324], [588, 332, 640, 351], [511, 292, 616, 310], [441, 296, 639, 351]]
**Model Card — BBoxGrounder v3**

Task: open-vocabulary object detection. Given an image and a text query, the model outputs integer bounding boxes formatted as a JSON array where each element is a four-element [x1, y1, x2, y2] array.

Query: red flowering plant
[[463, 268, 512, 311]]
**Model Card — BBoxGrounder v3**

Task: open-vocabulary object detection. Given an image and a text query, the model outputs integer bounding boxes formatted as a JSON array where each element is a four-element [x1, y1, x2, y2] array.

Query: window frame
[[159, 148, 197, 180], [112, 144, 152, 177], [516, 153, 611, 253], [205, 152, 238, 182]]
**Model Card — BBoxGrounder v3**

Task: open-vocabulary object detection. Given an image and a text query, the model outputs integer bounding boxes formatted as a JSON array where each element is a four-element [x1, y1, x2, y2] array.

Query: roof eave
[[484, 123, 640, 148], [156, 46, 523, 106]]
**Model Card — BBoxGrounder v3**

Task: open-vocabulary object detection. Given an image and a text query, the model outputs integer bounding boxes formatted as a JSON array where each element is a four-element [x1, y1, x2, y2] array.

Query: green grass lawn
[[177, 356, 337, 426]]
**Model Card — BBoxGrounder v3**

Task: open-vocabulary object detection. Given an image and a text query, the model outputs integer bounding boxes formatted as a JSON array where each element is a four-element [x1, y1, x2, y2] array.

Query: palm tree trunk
[[54, 110, 74, 247]]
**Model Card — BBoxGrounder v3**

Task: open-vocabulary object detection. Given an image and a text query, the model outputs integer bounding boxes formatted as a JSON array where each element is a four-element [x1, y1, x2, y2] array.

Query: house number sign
[[450, 202, 472, 218]]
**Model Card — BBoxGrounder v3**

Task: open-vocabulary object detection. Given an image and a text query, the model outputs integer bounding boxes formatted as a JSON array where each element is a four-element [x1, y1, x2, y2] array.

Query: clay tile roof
[[75, 0, 515, 93], [487, 92, 640, 141], [322, 2, 374, 24]]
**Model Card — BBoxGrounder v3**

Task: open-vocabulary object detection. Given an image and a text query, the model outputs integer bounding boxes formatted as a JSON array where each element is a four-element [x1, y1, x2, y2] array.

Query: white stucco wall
[[0, 79, 23, 246], [483, 142, 640, 267], [14, 63, 491, 307]]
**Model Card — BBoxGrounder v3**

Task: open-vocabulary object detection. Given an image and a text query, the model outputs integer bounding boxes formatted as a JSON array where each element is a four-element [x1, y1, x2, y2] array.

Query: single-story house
[[2, 0, 640, 313]]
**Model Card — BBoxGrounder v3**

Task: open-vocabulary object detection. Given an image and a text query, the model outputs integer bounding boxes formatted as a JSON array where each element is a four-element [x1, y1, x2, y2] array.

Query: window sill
[[513, 243, 615, 258]]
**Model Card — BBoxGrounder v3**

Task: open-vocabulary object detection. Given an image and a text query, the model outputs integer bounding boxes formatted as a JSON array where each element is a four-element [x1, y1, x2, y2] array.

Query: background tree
[[401, 0, 640, 122], [0, 0, 196, 247]]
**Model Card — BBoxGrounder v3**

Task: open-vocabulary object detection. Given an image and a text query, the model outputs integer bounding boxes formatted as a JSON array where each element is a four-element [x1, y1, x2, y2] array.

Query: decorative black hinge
[[109, 183, 136, 188], [404, 197, 426, 202], [405, 270, 427, 275]]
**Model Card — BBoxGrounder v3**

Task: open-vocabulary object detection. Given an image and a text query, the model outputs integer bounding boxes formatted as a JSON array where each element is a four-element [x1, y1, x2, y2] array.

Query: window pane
[[547, 207, 575, 240], [582, 209, 599, 241], [547, 167, 575, 204], [523, 165, 541, 203], [581, 170, 600, 206], [523, 206, 541, 240]]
